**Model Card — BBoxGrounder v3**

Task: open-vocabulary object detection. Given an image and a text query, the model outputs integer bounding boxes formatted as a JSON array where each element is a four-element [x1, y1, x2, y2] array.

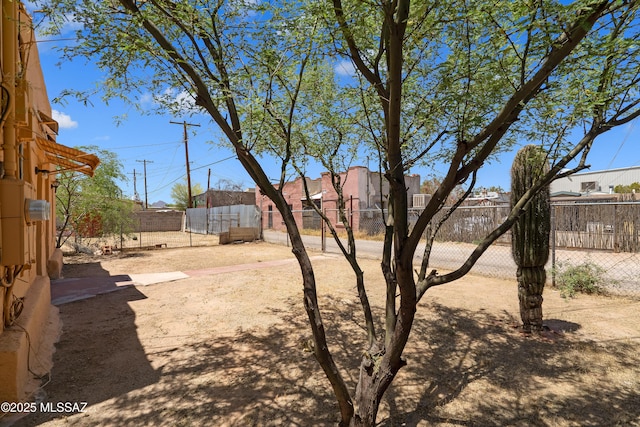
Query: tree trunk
[[351, 382, 380, 425], [350, 356, 397, 427], [350, 265, 415, 425], [517, 266, 545, 332]]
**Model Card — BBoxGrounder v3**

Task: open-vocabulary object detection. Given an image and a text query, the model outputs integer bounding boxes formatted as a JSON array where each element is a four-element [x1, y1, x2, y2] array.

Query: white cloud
[[170, 88, 197, 109], [155, 88, 202, 114], [335, 60, 356, 77], [52, 110, 78, 129], [139, 92, 154, 105], [139, 88, 205, 116]]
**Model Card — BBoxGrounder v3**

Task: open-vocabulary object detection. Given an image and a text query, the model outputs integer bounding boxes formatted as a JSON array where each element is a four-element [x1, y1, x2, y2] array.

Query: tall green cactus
[[510, 145, 550, 332]]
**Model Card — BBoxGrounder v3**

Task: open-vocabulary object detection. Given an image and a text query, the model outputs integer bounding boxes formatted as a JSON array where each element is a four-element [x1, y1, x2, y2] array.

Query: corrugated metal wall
[[551, 167, 640, 194], [186, 205, 261, 234]]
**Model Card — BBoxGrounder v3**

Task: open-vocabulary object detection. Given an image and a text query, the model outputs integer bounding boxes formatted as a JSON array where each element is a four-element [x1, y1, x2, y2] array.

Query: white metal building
[[551, 166, 640, 195]]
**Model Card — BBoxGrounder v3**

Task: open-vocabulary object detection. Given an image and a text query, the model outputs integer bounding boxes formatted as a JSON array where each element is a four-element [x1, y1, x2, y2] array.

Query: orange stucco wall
[[0, 0, 61, 403]]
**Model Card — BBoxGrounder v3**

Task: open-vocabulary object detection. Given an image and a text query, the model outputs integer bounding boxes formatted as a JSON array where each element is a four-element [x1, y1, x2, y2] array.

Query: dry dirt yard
[[10, 242, 640, 426]]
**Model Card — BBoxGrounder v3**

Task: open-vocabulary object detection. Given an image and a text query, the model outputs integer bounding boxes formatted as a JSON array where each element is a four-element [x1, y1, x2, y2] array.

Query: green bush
[[552, 262, 607, 298]]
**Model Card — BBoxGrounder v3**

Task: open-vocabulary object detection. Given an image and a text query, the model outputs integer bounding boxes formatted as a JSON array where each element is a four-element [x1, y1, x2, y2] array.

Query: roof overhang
[[36, 137, 100, 176], [38, 110, 59, 134]]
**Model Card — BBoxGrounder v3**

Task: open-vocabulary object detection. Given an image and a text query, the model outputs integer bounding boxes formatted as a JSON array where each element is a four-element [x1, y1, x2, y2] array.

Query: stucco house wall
[[0, 1, 98, 402]]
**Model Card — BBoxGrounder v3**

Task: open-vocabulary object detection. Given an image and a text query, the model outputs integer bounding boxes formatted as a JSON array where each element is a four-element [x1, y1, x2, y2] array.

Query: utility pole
[[136, 160, 153, 209], [170, 120, 200, 208], [128, 169, 140, 202], [207, 168, 212, 208]]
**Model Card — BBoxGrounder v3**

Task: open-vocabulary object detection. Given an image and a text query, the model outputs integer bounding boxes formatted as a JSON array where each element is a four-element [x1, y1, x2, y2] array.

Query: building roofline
[[562, 165, 640, 177]]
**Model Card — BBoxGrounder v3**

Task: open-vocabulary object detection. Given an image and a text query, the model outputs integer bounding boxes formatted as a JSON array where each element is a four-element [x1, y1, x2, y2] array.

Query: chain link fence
[[280, 203, 640, 297], [69, 201, 640, 296], [68, 206, 261, 253], [65, 211, 219, 252], [116, 212, 219, 249], [550, 203, 640, 296]]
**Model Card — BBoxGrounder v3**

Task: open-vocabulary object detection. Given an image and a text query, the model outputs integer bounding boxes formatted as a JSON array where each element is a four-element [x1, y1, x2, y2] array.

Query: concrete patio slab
[[128, 272, 189, 286]]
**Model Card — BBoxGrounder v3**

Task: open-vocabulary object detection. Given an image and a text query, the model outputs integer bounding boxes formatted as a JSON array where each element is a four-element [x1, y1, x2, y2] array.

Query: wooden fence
[[311, 202, 640, 253], [553, 202, 640, 252]]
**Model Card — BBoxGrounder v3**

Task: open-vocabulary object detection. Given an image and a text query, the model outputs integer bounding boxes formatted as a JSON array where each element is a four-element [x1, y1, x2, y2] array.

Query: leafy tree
[[421, 176, 466, 202], [420, 176, 442, 195], [327, 2, 639, 421], [213, 178, 244, 192], [55, 146, 132, 248], [328, 2, 640, 422], [170, 181, 204, 210], [614, 182, 640, 193], [482, 186, 506, 194], [37, 0, 640, 425]]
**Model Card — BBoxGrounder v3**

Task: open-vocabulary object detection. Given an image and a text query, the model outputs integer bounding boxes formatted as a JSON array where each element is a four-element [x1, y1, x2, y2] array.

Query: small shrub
[[552, 262, 607, 298]]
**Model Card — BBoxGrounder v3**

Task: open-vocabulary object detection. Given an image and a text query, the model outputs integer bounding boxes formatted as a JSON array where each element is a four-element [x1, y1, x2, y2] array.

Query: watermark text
[[1, 401, 88, 414]]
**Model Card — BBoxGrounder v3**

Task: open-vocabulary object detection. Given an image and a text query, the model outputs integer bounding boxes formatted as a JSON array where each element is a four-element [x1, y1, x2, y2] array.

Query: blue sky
[[30, 6, 639, 204], [38, 55, 259, 205]]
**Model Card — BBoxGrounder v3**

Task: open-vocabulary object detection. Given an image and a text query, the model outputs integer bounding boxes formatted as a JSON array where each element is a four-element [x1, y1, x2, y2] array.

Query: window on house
[[581, 181, 597, 192], [18, 143, 24, 180]]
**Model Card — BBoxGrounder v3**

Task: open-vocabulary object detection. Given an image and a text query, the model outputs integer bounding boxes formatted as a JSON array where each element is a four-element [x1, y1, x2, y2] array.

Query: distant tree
[[171, 181, 204, 209], [422, 176, 468, 205], [484, 186, 506, 193], [213, 178, 244, 192], [55, 146, 133, 248], [420, 176, 442, 195], [614, 182, 640, 193]]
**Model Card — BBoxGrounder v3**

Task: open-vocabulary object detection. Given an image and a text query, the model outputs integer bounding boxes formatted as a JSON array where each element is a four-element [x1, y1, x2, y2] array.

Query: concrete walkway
[[50, 256, 326, 306], [51, 272, 190, 305]]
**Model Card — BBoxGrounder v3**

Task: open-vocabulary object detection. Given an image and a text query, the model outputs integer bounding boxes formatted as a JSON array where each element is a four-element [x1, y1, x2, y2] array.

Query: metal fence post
[[551, 204, 556, 287], [321, 207, 326, 253], [613, 204, 618, 252], [349, 195, 353, 230]]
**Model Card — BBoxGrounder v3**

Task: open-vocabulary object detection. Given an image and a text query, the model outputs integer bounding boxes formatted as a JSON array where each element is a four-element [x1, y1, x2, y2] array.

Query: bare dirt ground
[[9, 242, 640, 426]]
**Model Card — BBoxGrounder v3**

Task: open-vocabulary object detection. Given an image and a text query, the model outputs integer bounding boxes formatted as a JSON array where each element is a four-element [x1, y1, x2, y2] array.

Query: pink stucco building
[[256, 166, 421, 232]]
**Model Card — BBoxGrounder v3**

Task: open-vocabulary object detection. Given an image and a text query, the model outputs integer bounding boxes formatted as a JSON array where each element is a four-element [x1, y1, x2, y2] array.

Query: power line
[[106, 140, 181, 150], [147, 173, 185, 196], [607, 119, 636, 169], [190, 155, 236, 171], [149, 143, 182, 191]]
